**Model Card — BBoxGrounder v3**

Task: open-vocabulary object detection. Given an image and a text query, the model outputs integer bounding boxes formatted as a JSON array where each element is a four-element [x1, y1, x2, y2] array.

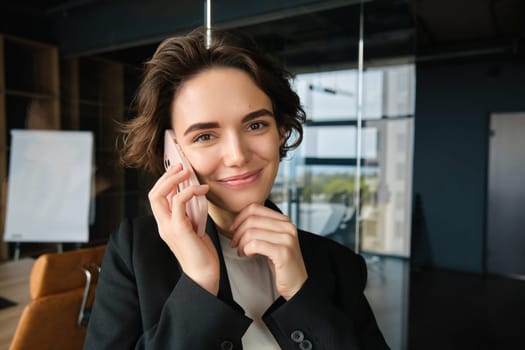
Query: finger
[[149, 167, 191, 223], [158, 184, 209, 248], [230, 216, 296, 247], [236, 229, 295, 256], [169, 184, 209, 224], [149, 163, 183, 192], [150, 166, 189, 199], [149, 167, 189, 210], [149, 166, 187, 210], [230, 203, 289, 231], [242, 238, 283, 262], [242, 238, 308, 298]]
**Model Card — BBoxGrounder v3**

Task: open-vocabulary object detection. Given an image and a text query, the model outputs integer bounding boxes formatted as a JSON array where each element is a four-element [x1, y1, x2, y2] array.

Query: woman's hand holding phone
[[148, 164, 220, 296], [229, 203, 308, 301], [163, 130, 207, 236]]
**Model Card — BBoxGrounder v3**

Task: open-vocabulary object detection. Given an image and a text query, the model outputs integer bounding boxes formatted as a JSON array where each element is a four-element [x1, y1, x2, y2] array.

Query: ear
[[279, 127, 286, 146]]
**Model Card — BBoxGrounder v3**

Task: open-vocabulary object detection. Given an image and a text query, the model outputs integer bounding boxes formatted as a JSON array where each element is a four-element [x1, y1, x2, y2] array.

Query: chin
[[208, 189, 269, 214]]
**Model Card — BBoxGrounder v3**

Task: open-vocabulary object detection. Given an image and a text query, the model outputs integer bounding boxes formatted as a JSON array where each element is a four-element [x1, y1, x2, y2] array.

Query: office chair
[[9, 245, 106, 350]]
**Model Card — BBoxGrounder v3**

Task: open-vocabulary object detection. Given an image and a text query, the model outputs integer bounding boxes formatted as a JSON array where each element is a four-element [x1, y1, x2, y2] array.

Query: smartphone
[[164, 130, 208, 236]]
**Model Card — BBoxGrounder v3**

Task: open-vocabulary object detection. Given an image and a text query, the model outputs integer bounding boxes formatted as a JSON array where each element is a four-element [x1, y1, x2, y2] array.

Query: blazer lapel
[[205, 216, 245, 314]]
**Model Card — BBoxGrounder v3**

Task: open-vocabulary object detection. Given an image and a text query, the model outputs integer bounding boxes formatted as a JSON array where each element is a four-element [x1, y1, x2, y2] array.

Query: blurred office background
[[0, 0, 524, 349]]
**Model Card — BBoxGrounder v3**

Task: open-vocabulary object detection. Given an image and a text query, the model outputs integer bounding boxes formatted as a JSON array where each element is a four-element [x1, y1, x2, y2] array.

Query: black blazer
[[84, 202, 389, 350]]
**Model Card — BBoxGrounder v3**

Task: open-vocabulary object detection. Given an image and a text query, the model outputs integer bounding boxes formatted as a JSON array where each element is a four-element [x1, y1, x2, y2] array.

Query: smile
[[218, 169, 262, 188]]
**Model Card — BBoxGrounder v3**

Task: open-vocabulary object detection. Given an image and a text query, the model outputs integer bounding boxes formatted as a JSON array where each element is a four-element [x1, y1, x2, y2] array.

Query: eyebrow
[[183, 108, 274, 136]]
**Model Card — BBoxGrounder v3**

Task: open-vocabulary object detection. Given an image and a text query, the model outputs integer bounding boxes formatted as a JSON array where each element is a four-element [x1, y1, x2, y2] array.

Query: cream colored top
[[219, 234, 281, 349]]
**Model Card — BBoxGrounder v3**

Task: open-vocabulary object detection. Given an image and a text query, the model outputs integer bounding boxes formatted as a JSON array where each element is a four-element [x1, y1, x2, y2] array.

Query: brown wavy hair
[[118, 27, 306, 176]]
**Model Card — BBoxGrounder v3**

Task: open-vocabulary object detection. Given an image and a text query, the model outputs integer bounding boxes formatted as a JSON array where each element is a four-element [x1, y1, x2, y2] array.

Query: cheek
[[257, 135, 282, 160], [186, 151, 217, 182], [259, 146, 279, 161]]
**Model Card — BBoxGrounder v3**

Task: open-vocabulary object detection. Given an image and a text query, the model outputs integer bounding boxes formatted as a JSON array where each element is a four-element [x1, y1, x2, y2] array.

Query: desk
[[0, 258, 34, 350]]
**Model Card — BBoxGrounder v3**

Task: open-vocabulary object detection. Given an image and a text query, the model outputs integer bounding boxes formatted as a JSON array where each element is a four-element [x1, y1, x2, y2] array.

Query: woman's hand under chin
[[148, 164, 220, 296], [229, 203, 308, 301]]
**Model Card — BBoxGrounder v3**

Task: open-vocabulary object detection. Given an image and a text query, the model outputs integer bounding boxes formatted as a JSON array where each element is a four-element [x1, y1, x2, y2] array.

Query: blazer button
[[291, 330, 304, 343], [220, 340, 234, 350], [299, 339, 313, 350]]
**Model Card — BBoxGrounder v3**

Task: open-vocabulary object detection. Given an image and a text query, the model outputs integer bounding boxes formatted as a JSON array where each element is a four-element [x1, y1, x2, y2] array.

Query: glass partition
[[265, 2, 415, 349], [271, 64, 415, 257]]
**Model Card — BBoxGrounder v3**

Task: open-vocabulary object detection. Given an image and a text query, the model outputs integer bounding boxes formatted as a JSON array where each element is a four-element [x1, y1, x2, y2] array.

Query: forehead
[[171, 68, 272, 128]]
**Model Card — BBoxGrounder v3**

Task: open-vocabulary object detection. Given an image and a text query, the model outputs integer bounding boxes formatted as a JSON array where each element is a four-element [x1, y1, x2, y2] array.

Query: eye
[[247, 121, 268, 131], [193, 133, 214, 143]]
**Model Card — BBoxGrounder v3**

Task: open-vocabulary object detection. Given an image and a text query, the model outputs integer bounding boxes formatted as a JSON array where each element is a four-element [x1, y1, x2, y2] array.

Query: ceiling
[[0, 0, 523, 68]]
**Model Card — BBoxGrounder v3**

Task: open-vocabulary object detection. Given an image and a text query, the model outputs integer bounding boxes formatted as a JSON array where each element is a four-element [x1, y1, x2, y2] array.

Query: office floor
[[408, 267, 525, 350], [363, 256, 525, 350], [364, 255, 409, 350]]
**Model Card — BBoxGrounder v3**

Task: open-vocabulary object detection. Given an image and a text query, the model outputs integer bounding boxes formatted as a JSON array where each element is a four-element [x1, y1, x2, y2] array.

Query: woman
[[85, 28, 389, 350]]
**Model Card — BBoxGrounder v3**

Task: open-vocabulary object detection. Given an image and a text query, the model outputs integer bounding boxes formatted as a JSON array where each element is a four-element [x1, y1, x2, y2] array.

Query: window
[[272, 64, 415, 256]]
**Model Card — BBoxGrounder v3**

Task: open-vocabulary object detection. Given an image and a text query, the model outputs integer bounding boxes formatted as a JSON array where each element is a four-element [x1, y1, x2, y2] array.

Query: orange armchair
[[9, 245, 106, 350]]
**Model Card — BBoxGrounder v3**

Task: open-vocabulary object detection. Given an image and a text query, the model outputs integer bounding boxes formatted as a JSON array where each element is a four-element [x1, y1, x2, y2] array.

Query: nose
[[223, 132, 250, 167]]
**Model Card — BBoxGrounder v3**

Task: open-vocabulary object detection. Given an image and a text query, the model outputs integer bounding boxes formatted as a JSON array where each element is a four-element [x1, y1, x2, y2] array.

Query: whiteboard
[[4, 130, 93, 242]]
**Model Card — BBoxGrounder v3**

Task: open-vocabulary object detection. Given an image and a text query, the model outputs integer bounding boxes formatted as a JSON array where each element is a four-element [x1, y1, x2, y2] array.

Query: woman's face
[[171, 67, 284, 214]]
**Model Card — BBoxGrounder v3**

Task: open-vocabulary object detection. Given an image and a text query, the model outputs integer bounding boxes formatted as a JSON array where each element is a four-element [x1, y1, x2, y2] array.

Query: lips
[[218, 169, 262, 187]]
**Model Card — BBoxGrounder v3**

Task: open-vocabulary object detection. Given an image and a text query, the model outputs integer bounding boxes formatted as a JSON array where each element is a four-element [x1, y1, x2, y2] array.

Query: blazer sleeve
[[262, 246, 390, 350], [84, 219, 251, 350]]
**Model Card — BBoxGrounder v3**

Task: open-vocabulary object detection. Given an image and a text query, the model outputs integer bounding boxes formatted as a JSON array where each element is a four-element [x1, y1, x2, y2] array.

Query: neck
[[207, 202, 236, 239]]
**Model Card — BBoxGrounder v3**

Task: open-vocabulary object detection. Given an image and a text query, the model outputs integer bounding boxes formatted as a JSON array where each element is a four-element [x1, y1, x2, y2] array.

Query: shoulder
[[266, 200, 364, 273], [109, 216, 160, 251], [123, 215, 158, 234], [298, 229, 367, 289], [298, 229, 362, 262], [106, 215, 170, 269], [266, 200, 365, 271]]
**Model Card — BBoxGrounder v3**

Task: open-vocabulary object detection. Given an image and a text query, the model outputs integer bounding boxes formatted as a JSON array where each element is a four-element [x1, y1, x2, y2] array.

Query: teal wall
[[413, 58, 525, 273]]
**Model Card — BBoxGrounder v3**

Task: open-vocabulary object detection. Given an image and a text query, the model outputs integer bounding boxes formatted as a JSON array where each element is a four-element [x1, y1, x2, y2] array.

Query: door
[[487, 112, 525, 278]]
